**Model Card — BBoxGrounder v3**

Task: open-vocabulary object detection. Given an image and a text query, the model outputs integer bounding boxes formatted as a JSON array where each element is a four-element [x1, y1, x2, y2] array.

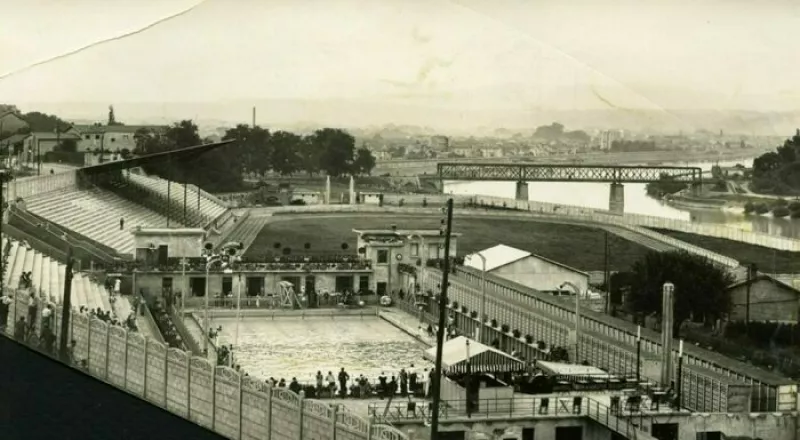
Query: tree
[[54, 138, 78, 153], [133, 127, 163, 155], [297, 136, 323, 177], [309, 128, 356, 177], [623, 250, 734, 337], [107, 105, 124, 126], [20, 111, 71, 132], [222, 124, 272, 176], [353, 146, 376, 176], [269, 131, 302, 175]]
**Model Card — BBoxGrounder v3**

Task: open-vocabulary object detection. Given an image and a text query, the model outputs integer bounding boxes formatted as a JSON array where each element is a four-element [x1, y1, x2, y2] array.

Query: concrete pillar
[[349, 175, 355, 205], [660, 282, 675, 387], [609, 182, 625, 213], [325, 175, 331, 205], [514, 181, 529, 201]]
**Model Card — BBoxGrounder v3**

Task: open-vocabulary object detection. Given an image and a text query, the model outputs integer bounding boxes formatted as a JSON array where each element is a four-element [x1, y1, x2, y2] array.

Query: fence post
[[238, 373, 244, 440], [297, 395, 304, 440], [87, 317, 92, 371], [104, 323, 110, 380], [122, 330, 129, 389], [186, 354, 192, 420], [163, 346, 169, 408], [143, 337, 149, 399]]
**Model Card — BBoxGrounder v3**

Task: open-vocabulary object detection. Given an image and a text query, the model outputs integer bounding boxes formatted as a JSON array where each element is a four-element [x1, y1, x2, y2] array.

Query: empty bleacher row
[[24, 187, 183, 255], [125, 171, 228, 226], [2, 238, 129, 318]]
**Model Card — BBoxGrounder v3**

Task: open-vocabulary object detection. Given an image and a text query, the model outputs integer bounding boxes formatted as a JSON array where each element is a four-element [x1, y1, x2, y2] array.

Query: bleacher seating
[[126, 172, 228, 226], [2, 238, 113, 314], [24, 186, 183, 254]]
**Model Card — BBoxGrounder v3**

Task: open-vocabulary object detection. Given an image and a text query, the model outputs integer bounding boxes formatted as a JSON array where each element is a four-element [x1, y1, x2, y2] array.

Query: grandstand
[[16, 154, 232, 256], [2, 237, 130, 319]]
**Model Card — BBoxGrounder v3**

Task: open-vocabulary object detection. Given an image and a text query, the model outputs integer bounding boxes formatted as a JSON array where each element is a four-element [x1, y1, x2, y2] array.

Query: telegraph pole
[[429, 198, 454, 440]]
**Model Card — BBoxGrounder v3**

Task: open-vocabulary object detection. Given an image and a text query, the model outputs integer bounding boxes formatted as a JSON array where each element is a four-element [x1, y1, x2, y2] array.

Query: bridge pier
[[608, 183, 625, 214], [514, 181, 529, 201]]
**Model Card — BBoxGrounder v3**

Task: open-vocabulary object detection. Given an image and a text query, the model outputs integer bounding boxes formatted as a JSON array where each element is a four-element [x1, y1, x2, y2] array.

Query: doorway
[[246, 277, 265, 296], [335, 275, 354, 293], [222, 277, 233, 296], [189, 277, 206, 297], [555, 426, 582, 440], [652, 423, 679, 440], [157, 245, 168, 266]]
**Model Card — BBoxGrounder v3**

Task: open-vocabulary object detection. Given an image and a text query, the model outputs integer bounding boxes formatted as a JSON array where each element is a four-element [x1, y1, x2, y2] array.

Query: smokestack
[[252, 107, 256, 127]]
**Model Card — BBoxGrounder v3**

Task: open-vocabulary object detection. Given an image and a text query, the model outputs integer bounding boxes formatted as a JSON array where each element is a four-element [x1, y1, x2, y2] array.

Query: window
[[377, 249, 388, 264], [410, 243, 419, 256], [110, 137, 116, 142], [359, 276, 369, 292], [84, 135, 90, 140], [94, 135, 100, 140]]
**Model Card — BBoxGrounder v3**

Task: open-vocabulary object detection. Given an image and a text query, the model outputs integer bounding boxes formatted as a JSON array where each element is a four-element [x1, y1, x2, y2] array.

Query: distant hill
[[20, 100, 800, 136]]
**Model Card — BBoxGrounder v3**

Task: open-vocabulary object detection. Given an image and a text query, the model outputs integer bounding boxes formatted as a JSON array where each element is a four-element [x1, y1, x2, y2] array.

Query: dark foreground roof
[[80, 140, 234, 175]]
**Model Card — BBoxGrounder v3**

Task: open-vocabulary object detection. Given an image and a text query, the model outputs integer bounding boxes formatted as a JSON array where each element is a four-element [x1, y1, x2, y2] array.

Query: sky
[[2, 0, 800, 125]]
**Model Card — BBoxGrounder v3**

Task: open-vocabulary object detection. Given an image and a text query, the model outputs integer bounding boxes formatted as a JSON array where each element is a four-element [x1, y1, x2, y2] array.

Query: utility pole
[[59, 246, 75, 362], [745, 263, 757, 334], [429, 198, 454, 440], [603, 231, 610, 313]]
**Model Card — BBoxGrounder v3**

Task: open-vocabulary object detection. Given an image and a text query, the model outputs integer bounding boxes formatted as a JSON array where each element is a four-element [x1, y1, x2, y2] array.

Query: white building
[[464, 244, 589, 294]]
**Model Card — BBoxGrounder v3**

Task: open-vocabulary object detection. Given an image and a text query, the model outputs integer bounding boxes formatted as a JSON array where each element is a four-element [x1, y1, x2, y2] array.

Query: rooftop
[[73, 124, 169, 135], [465, 244, 588, 276]]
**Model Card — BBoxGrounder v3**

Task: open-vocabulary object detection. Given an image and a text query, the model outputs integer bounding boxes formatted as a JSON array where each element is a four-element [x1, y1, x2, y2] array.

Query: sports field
[[246, 215, 652, 271]]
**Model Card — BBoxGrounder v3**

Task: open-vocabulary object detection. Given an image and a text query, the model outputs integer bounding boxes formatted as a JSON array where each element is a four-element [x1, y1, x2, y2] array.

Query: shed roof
[[465, 244, 588, 276]]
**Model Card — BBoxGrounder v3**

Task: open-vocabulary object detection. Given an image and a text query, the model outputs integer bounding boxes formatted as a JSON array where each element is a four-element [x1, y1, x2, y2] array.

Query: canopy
[[423, 336, 525, 374], [536, 361, 612, 380]]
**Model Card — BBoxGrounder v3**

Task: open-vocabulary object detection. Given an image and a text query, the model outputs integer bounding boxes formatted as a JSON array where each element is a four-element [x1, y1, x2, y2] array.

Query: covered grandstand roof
[[79, 140, 235, 175]]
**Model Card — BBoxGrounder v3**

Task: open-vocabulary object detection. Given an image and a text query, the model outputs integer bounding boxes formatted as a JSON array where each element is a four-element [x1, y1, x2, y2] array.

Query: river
[[444, 158, 800, 239]]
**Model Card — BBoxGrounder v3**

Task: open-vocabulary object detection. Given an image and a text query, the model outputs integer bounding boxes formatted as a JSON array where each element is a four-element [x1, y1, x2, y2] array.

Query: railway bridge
[[437, 163, 704, 213], [401, 264, 796, 414]]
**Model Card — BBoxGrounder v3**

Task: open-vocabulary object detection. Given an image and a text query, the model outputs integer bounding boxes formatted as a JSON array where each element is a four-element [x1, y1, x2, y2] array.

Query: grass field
[[247, 215, 652, 271], [651, 228, 800, 272]]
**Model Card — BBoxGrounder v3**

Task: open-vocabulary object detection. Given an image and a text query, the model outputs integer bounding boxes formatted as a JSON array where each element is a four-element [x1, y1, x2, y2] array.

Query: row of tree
[[751, 130, 800, 195], [134, 121, 376, 192]]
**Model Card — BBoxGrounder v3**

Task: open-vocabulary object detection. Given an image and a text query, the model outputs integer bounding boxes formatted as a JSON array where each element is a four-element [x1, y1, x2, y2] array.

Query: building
[[73, 125, 168, 153], [0, 111, 29, 134], [728, 275, 800, 323], [431, 135, 449, 151], [464, 244, 589, 294], [23, 131, 82, 157], [480, 147, 503, 158], [354, 228, 460, 296]]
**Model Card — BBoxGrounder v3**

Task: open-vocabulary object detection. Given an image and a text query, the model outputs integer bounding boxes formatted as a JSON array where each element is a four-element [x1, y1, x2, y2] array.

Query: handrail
[[16, 204, 120, 257], [9, 206, 119, 263]]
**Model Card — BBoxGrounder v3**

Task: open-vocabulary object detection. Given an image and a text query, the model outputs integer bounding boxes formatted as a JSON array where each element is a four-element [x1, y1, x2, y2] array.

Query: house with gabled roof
[[464, 244, 590, 294]]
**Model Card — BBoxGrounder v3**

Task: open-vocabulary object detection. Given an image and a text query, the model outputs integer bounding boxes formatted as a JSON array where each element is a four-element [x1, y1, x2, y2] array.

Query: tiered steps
[[25, 187, 183, 254], [127, 173, 228, 224], [224, 214, 270, 254], [2, 238, 115, 314]]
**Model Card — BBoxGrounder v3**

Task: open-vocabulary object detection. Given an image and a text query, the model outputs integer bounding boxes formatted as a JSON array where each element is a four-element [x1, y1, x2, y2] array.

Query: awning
[[80, 140, 235, 175], [536, 361, 612, 380], [423, 336, 525, 374]]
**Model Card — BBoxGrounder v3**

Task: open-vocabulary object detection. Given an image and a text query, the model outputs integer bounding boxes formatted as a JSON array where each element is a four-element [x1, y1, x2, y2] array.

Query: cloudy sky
[[2, 0, 799, 121]]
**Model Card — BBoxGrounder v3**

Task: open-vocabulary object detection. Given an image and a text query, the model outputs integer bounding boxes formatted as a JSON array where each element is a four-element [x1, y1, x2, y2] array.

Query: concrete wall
[[490, 256, 589, 293], [10, 170, 78, 200], [132, 228, 206, 259], [729, 279, 800, 323], [2, 293, 407, 440]]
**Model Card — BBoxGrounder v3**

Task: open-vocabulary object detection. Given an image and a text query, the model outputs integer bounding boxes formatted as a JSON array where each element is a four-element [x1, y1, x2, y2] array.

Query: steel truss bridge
[[437, 162, 704, 183]]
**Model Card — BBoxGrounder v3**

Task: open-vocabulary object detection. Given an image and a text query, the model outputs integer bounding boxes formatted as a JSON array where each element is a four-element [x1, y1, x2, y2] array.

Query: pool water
[[214, 317, 432, 384]]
